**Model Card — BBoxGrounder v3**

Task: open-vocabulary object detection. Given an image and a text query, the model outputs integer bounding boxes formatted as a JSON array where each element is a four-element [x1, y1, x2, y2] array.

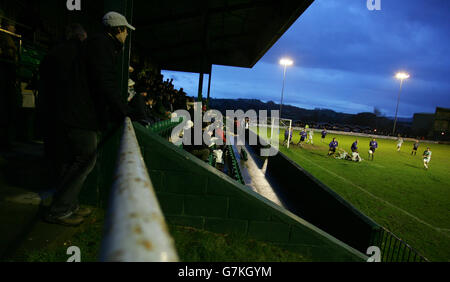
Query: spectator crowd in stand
[[126, 69, 191, 126]]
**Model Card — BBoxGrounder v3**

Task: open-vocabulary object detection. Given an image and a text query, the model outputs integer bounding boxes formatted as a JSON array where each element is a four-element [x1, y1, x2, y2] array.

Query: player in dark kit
[[283, 128, 292, 146], [297, 129, 307, 146], [368, 138, 378, 160], [321, 129, 327, 143], [328, 138, 338, 156], [351, 139, 358, 153], [411, 140, 420, 156]]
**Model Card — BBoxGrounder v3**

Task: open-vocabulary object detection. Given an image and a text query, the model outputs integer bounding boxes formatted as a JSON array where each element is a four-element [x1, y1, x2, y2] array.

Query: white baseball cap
[[102, 11, 135, 30]]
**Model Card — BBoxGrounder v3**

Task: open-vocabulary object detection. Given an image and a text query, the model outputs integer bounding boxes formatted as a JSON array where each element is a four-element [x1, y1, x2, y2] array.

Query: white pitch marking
[[291, 151, 450, 238]]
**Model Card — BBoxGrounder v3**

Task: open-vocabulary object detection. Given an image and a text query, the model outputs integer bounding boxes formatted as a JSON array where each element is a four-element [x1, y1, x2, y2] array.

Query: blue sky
[[162, 0, 450, 118]]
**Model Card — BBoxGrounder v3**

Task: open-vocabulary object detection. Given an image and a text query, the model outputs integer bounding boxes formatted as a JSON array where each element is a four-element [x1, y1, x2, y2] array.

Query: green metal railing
[[208, 152, 216, 167], [226, 145, 244, 185], [369, 227, 429, 262], [147, 117, 183, 139]]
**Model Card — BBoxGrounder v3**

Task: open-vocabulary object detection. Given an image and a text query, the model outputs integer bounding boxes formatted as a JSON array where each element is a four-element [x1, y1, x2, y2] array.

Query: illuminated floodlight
[[278, 58, 294, 118], [395, 72, 410, 80], [392, 71, 411, 135], [279, 58, 294, 66]]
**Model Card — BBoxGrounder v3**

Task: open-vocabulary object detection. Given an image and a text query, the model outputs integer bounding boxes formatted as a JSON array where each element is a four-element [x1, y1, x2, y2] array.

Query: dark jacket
[[128, 94, 147, 121], [38, 39, 97, 131], [85, 32, 130, 129]]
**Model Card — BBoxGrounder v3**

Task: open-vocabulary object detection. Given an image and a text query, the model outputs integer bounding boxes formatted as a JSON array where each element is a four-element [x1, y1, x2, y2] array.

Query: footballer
[[321, 128, 327, 142], [328, 138, 338, 156], [368, 138, 378, 161], [351, 139, 358, 153], [411, 140, 420, 156], [397, 135, 404, 152], [297, 129, 307, 147], [306, 129, 314, 144], [423, 147, 432, 169]]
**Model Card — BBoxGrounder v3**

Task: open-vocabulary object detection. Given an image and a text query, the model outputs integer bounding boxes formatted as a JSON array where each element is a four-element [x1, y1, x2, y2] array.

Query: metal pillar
[[392, 79, 404, 136], [198, 72, 204, 102], [206, 65, 212, 108], [279, 64, 287, 118], [198, 4, 209, 103]]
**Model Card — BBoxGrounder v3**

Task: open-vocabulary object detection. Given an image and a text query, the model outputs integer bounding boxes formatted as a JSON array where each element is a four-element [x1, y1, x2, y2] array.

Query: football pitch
[[258, 128, 450, 261]]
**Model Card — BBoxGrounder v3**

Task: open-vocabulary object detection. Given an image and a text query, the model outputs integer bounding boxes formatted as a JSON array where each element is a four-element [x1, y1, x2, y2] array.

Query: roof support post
[[197, 72, 204, 102], [197, 2, 209, 103], [206, 64, 212, 108]]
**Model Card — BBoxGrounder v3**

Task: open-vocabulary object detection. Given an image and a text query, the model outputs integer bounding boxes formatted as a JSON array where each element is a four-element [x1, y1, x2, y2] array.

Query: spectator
[[128, 91, 150, 125], [38, 23, 89, 163], [182, 120, 210, 161], [85, 11, 136, 128], [43, 12, 136, 227], [38, 22, 94, 226], [127, 78, 136, 102], [0, 19, 19, 150]]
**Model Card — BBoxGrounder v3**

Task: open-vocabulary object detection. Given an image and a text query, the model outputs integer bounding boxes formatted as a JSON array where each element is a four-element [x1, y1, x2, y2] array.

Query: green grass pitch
[[258, 127, 450, 261]]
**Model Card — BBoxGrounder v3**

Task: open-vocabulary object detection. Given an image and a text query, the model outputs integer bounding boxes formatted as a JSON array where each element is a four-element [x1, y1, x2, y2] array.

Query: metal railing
[[147, 117, 183, 138], [226, 145, 245, 185], [370, 227, 429, 262], [100, 117, 179, 262]]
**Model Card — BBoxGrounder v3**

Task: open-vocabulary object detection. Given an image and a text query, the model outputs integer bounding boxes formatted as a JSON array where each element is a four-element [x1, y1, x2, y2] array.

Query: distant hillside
[[208, 98, 412, 135], [209, 98, 350, 122]]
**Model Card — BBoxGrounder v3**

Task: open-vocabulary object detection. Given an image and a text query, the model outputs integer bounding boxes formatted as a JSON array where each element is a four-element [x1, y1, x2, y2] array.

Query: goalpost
[[270, 117, 292, 148]]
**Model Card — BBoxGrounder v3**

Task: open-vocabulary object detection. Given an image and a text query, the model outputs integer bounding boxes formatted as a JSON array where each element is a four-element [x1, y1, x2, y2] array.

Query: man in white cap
[[102, 11, 136, 44], [85, 11, 136, 128], [44, 12, 136, 226]]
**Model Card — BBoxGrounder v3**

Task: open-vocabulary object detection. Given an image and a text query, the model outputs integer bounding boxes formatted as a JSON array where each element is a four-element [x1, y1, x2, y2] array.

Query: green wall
[[247, 130, 381, 253], [133, 122, 368, 262]]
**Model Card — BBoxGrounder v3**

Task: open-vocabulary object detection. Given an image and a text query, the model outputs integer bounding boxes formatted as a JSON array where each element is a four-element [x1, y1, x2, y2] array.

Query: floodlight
[[279, 58, 293, 66], [395, 72, 410, 80]]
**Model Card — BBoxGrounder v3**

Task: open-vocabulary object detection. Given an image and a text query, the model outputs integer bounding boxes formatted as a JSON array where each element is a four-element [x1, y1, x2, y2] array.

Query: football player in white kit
[[397, 135, 404, 151], [423, 147, 432, 169], [306, 129, 314, 144]]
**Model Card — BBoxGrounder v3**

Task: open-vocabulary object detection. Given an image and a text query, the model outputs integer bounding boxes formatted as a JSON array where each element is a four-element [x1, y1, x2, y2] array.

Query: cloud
[[161, 0, 450, 118]]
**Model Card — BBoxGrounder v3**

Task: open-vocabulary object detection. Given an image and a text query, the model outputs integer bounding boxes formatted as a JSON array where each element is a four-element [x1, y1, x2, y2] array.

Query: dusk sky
[[162, 0, 450, 118]]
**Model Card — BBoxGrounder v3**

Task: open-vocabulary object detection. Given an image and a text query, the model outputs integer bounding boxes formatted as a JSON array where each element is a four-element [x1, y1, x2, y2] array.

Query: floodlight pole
[[392, 78, 404, 136], [279, 64, 288, 118]]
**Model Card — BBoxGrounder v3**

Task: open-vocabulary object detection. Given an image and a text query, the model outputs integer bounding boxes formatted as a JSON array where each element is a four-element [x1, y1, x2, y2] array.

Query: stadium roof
[[2, 0, 313, 74], [133, 0, 314, 74]]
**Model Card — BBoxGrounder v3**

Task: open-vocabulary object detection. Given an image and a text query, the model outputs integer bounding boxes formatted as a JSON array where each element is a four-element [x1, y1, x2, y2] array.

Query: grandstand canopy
[[1, 0, 313, 74], [133, 0, 314, 74]]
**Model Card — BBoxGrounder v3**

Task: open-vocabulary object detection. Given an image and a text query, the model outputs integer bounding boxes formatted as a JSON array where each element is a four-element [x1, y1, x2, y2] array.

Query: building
[[412, 113, 435, 138], [431, 107, 450, 141], [411, 107, 450, 141]]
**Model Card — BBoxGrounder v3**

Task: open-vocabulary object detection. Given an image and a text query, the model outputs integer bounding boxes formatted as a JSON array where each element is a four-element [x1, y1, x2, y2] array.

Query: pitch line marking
[[291, 152, 450, 237]]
